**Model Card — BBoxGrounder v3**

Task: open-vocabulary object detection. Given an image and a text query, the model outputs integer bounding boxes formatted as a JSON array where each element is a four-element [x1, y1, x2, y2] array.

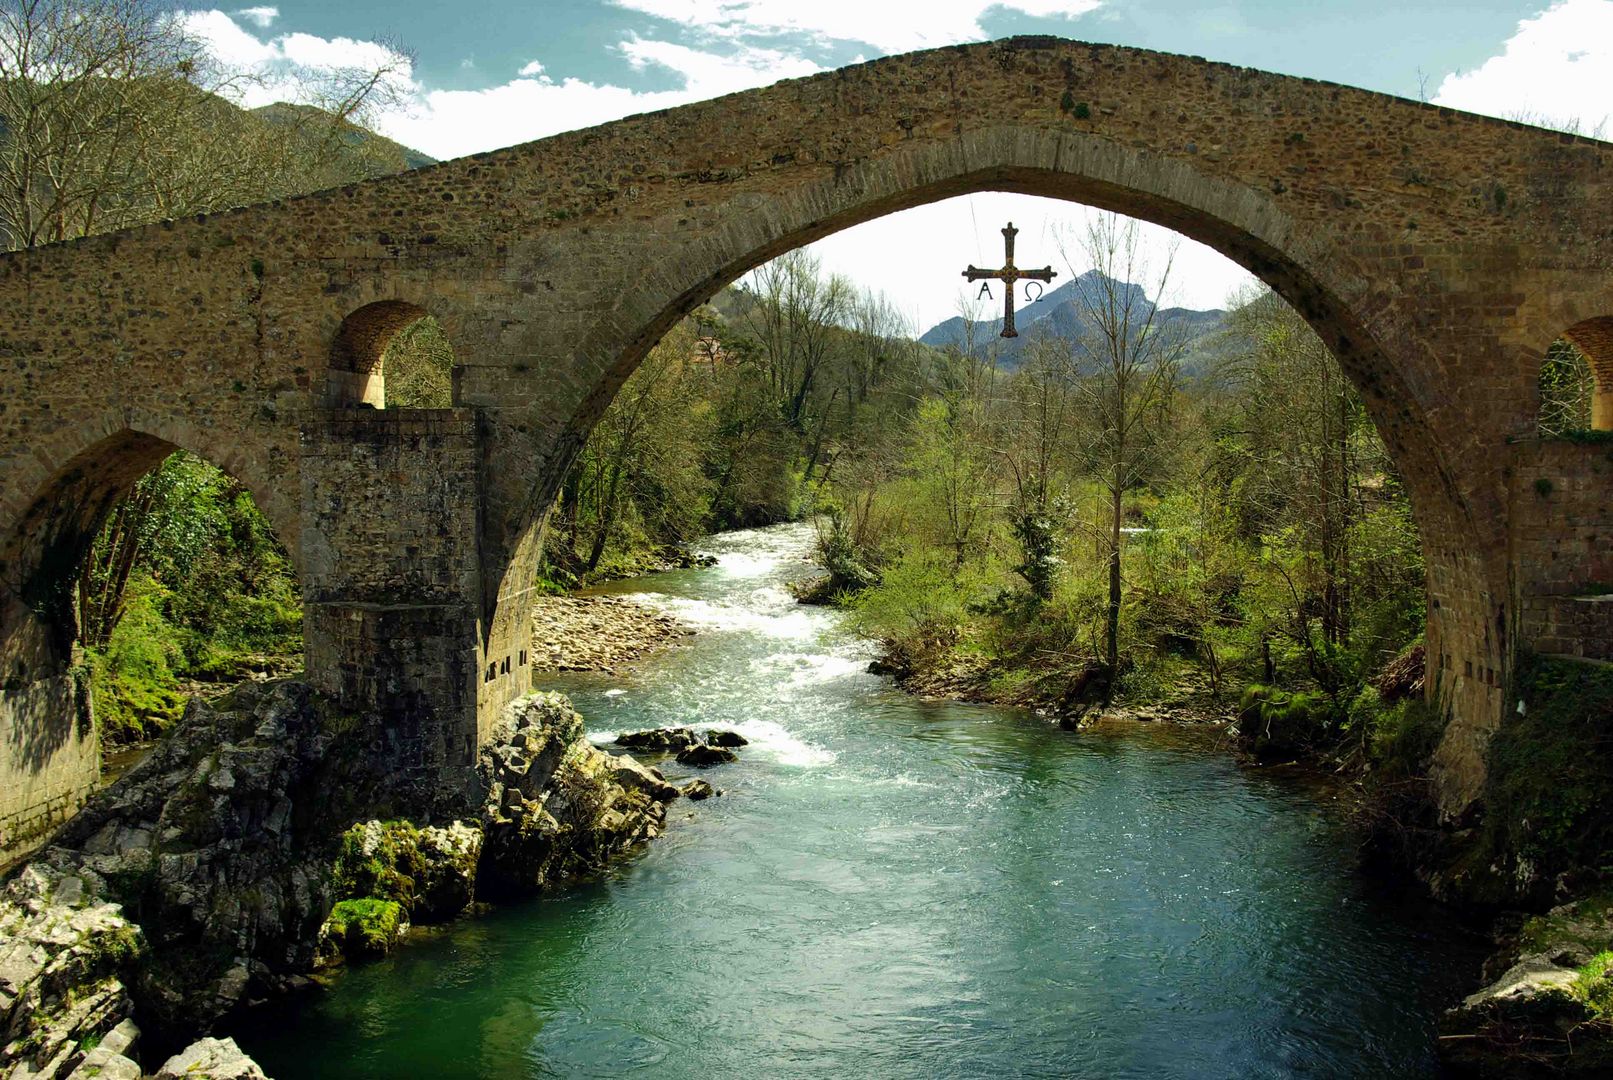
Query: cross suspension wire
[[968, 193, 984, 265]]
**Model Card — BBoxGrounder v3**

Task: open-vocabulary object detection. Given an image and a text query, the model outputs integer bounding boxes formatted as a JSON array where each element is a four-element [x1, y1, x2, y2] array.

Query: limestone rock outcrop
[[41, 680, 374, 1034], [154, 1037, 269, 1079], [5, 681, 689, 1064], [476, 693, 676, 898], [0, 865, 143, 1080]]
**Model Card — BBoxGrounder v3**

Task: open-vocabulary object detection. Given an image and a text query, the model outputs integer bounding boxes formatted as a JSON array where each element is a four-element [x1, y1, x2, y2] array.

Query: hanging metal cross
[[962, 222, 1057, 338]]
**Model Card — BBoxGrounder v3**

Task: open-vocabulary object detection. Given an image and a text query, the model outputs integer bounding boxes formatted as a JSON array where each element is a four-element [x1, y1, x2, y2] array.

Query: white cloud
[[1434, 0, 1613, 136], [376, 42, 820, 159], [182, 11, 416, 118], [608, 0, 1103, 53], [235, 6, 278, 29], [618, 38, 821, 96]]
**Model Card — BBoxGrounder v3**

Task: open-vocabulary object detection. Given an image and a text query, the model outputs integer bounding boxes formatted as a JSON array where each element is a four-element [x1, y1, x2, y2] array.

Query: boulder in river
[[679, 779, 717, 800], [614, 727, 698, 751], [155, 1036, 270, 1079], [478, 694, 676, 898], [704, 729, 749, 748], [609, 755, 683, 802], [676, 744, 738, 767]]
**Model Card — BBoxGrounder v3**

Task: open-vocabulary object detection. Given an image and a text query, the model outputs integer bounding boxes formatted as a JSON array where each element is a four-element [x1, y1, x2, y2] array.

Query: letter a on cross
[[962, 222, 1057, 338]]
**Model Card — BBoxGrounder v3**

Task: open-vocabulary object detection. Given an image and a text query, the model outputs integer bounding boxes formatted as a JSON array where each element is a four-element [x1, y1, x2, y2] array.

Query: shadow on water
[[236, 523, 1485, 1080]]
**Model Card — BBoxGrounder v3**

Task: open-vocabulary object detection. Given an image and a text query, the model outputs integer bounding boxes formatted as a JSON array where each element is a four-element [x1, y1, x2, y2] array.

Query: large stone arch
[[476, 128, 1504, 811]]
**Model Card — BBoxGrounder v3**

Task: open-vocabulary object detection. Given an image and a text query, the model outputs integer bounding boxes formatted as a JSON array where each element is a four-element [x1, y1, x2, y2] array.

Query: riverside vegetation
[[4, 1, 1613, 1076]]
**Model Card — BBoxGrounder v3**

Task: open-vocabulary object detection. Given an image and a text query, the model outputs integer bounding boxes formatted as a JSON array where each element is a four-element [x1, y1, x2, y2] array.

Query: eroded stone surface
[[0, 865, 142, 1080], [155, 1037, 269, 1080]]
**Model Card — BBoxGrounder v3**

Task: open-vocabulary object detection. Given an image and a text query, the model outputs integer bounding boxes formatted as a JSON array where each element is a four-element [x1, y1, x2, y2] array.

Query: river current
[[240, 522, 1480, 1078]]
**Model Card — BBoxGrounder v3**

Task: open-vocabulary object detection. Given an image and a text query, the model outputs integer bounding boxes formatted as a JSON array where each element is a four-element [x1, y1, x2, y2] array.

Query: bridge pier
[[298, 409, 499, 793]]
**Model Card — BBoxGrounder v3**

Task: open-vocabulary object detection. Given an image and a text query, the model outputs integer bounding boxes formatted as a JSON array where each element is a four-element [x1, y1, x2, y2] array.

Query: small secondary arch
[[329, 299, 458, 408], [1559, 316, 1613, 430]]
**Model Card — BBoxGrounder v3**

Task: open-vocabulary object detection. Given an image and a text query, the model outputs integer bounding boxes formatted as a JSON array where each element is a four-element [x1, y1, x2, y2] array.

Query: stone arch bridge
[[2, 37, 1609, 853]]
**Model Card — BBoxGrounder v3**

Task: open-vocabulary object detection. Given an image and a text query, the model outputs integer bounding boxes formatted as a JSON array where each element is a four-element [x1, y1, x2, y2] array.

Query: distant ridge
[[918, 270, 1230, 375]]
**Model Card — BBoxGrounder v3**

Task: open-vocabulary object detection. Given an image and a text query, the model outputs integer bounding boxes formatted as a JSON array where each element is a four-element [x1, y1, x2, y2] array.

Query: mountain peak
[[917, 270, 1227, 373]]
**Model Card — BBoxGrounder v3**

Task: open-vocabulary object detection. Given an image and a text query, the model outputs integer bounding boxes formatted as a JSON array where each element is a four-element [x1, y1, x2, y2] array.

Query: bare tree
[[1061, 213, 1186, 682], [0, 0, 413, 250], [743, 249, 852, 435]]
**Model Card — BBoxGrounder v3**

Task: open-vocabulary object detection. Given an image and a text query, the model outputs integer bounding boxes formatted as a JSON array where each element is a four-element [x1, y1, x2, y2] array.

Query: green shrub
[[87, 577, 187, 744], [1347, 686, 1444, 778], [1576, 953, 1613, 1017], [1483, 655, 1613, 878]]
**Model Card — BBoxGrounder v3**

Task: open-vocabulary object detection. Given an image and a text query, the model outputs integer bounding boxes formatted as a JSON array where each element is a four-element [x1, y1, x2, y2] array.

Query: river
[[238, 522, 1481, 1078]]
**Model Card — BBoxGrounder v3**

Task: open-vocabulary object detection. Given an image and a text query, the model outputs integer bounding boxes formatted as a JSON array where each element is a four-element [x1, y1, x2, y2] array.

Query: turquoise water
[[238, 523, 1479, 1079]]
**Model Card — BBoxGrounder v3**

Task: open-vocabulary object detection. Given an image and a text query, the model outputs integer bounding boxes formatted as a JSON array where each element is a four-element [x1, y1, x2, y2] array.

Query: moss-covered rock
[[320, 898, 409, 962], [330, 818, 481, 925], [1236, 684, 1335, 760], [1518, 889, 1613, 965], [1443, 891, 1613, 1076]]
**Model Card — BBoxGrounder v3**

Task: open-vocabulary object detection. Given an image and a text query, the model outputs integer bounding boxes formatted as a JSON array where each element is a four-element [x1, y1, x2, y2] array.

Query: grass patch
[[1575, 952, 1613, 1016]]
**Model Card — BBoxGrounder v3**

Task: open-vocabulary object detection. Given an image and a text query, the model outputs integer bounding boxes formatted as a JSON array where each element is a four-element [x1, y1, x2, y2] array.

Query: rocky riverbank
[[0, 683, 693, 1079], [1439, 889, 1613, 1076], [530, 595, 693, 674], [868, 638, 1231, 727]]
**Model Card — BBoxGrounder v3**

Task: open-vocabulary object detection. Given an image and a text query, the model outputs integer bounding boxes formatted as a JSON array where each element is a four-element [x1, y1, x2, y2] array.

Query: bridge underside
[[1, 36, 1610, 857]]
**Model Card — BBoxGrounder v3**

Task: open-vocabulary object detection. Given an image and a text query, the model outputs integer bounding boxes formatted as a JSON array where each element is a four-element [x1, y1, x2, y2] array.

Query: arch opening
[[483, 136, 1505, 816], [1544, 317, 1613, 432], [2, 429, 302, 855], [329, 300, 457, 408], [520, 194, 1443, 765]]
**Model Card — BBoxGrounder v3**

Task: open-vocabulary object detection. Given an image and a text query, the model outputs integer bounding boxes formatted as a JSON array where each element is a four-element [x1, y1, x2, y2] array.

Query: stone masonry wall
[[1510, 440, 1613, 663], [0, 668, 94, 867]]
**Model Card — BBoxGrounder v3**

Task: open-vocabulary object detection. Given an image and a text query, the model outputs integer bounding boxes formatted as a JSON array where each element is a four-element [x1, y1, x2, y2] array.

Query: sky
[[183, 0, 1613, 330]]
